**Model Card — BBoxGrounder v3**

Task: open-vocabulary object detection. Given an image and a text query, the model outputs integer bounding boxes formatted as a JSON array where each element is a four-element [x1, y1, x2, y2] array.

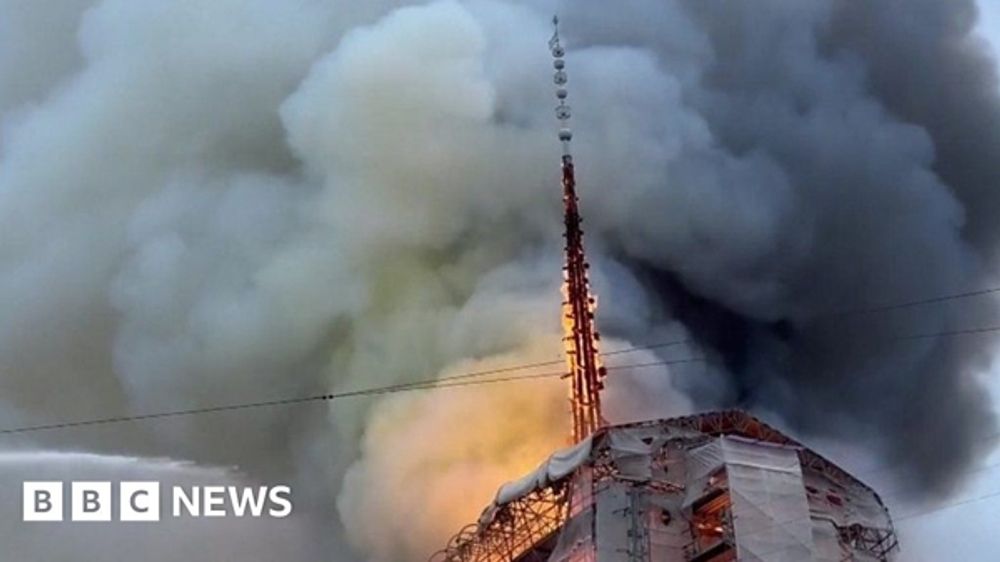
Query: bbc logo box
[[22, 482, 62, 522], [23, 481, 160, 522]]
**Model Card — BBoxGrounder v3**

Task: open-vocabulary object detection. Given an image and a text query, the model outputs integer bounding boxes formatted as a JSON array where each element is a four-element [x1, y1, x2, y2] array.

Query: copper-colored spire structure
[[550, 17, 606, 443]]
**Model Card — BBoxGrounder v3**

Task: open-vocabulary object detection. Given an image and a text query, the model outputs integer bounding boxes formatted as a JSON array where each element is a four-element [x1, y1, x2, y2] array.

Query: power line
[[0, 357, 705, 437], [6, 333, 1000, 542], [827, 284, 1000, 318], [894, 488, 1000, 522], [6, 315, 1000, 437], [605, 338, 692, 356], [847, 429, 1000, 485], [384, 337, 696, 388], [8, 281, 998, 438], [411, 280, 1000, 394], [6, 334, 1000, 507], [3, 318, 1000, 444], [895, 323, 1000, 342], [593, 283, 1000, 365], [859, 454, 1000, 505]]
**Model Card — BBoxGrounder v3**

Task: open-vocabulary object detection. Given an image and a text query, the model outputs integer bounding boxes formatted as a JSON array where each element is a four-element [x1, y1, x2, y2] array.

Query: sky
[[983, 0, 1000, 55]]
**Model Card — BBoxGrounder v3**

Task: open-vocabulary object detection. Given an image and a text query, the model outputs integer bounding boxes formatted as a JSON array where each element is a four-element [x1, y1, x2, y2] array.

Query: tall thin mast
[[550, 17, 606, 443]]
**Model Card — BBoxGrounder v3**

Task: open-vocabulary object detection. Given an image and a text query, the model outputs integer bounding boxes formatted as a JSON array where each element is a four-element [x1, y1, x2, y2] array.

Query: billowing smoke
[[1, 0, 999, 560]]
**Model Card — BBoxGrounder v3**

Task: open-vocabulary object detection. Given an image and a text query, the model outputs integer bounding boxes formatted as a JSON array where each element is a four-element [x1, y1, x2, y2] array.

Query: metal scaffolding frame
[[429, 483, 572, 562], [836, 523, 899, 560], [429, 412, 899, 562]]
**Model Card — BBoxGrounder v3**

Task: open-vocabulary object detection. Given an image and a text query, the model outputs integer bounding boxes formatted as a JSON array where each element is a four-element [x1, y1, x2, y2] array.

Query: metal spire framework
[[550, 17, 607, 443], [429, 19, 899, 562]]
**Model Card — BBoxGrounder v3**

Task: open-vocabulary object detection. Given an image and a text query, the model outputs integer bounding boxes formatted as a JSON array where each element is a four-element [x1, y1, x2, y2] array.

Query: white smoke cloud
[[336, 334, 695, 561], [337, 341, 569, 562], [0, 0, 91, 115]]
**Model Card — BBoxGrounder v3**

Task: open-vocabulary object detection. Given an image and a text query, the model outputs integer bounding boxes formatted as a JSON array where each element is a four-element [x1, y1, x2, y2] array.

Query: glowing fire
[[337, 339, 569, 562]]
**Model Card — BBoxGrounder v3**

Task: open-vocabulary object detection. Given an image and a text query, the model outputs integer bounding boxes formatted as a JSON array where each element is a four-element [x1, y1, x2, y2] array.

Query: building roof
[[432, 409, 897, 562], [481, 409, 890, 525]]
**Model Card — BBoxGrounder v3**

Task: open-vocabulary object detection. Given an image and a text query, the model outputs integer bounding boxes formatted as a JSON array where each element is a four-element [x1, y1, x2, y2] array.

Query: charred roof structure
[[430, 18, 899, 562]]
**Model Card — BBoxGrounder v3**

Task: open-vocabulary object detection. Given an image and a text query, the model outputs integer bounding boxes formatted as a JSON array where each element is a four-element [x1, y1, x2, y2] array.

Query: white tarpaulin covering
[[495, 436, 593, 505], [811, 518, 847, 562], [453, 419, 894, 562], [595, 483, 631, 562], [480, 436, 593, 526], [607, 428, 654, 481], [802, 472, 892, 530], [547, 512, 593, 562], [687, 436, 815, 561], [547, 469, 595, 562]]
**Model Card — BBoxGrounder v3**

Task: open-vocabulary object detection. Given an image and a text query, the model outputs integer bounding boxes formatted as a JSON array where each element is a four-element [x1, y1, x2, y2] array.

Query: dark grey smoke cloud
[[0, 0, 998, 559], [558, 0, 1000, 494]]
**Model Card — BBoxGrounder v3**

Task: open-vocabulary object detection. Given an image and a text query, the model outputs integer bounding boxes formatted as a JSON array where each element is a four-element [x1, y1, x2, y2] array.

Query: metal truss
[[429, 483, 571, 562], [836, 523, 899, 561]]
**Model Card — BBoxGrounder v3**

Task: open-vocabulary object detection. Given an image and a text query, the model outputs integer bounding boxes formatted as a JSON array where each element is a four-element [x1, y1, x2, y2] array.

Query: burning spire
[[550, 17, 606, 443]]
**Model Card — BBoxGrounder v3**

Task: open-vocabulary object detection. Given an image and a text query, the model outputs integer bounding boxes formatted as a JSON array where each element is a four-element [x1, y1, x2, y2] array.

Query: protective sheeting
[[606, 424, 699, 483], [803, 472, 892, 531], [549, 477, 658, 562], [646, 462, 688, 561], [812, 518, 847, 562], [647, 502, 688, 560], [594, 483, 631, 562], [547, 514, 594, 562], [440, 414, 896, 562], [486, 436, 592, 515], [686, 436, 816, 561], [548, 469, 595, 562], [608, 428, 654, 481]]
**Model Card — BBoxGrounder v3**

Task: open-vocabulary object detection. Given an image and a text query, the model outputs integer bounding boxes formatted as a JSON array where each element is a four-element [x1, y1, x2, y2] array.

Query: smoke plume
[[1, 0, 999, 559]]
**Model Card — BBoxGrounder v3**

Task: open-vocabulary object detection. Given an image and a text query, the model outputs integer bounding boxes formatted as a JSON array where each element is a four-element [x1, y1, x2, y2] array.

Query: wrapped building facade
[[430, 410, 898, 562]]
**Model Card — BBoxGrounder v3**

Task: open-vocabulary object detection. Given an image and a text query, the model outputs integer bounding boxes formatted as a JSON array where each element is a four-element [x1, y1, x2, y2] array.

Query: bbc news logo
[[23, 482, 292, 522]]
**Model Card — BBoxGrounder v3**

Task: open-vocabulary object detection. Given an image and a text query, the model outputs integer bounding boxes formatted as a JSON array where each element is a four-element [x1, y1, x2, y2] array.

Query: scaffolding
[[429, 412, 898, 562], [430, 485, 571, 562]]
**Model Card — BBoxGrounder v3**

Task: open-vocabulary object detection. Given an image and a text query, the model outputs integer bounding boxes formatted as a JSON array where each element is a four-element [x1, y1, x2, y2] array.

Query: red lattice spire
[[550, 17, 606, 443]]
